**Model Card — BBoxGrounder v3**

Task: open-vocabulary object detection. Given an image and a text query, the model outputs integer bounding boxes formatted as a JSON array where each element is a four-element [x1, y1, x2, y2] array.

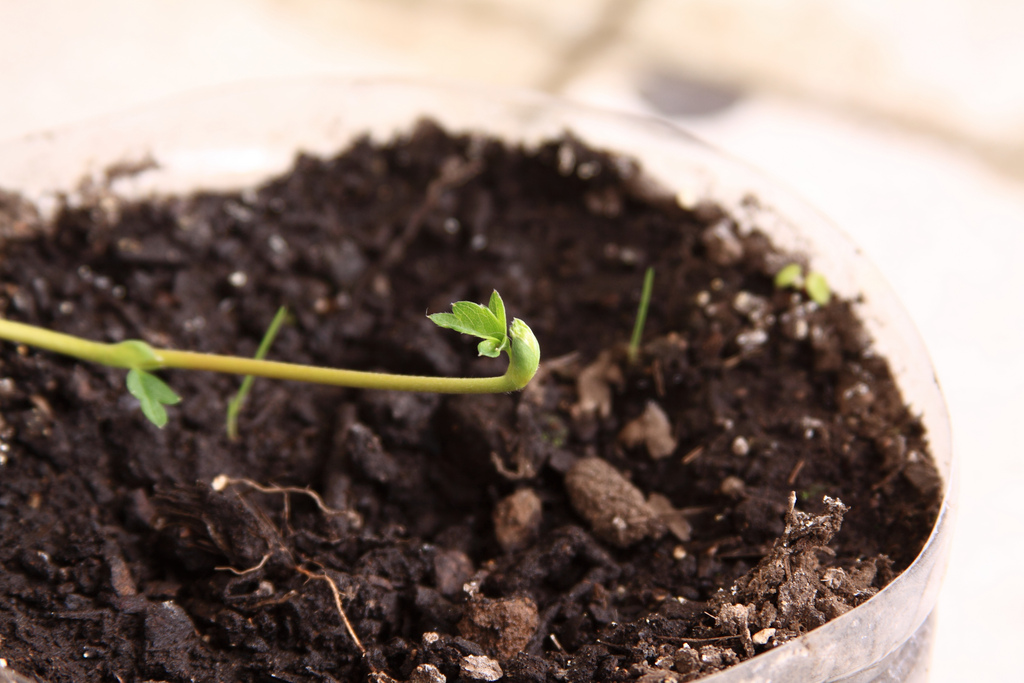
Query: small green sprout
[[627, 267, 655, 364], [226, 306, 289, 440], [804, 272, 831, 306], [428, 290, 540, 391], [774, 263, 831, 306], [773, 263, 803, 290], [428, 290, 509, 359], [126, 369, 181, 428], [0, 290, 539, 429]]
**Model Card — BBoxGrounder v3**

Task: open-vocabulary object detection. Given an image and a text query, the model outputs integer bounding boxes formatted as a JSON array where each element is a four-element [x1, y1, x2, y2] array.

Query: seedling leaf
[[805, 271, 831, 305], [488, 290, 507, 330], [429, 291, 510, 357], [774, 263, 803, 289], [628, 267, 655, 364], [478, 338, 502, 358], [126, 368, 181, 428]]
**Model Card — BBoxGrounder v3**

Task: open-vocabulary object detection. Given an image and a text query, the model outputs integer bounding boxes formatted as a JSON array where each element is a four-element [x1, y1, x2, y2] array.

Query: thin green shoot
[[226, 306, 289, 441], [0, 290, 539, 429], [628, 267, 655, 364]]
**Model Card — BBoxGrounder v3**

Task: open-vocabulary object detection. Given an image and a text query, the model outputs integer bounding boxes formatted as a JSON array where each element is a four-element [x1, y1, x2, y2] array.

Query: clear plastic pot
[[0, 78, 953, 683]]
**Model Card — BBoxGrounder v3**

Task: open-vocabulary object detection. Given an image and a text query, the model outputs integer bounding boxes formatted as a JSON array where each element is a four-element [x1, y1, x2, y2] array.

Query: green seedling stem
[[226, 306, 289, 440], [628, 267, 655, 364], [0, 290, 540, 428]]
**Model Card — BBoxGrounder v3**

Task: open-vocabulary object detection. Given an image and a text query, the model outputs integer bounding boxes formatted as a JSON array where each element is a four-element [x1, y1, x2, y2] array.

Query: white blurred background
[[2, 1, 1022, 680]]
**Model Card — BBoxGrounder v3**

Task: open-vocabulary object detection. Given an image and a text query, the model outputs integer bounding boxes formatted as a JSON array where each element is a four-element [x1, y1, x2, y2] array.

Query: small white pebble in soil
[[372, 274, 391, 298], [443, 217, 460, 234], [228, 271, 248, 287], [720, 475, 746, 498], [732, 291, 768, 321], [211, 475, 229, 491], [840, 382, 875, 413], [654, 655, 674, 670], [672, 545, 687, 560], [733, 290, 754, 308], [731, 436, 750, 456], [461, 655, 502, 681], [577, 161, 600, 179], [58, 301, 74, 315], [752, 628, 776, 646], [422, 631, 440, 645], [695, 291, 711, 307], [410, 663, 447, 683], [557, 143, 576, 175], [735, 328, 768, 351], [224, 201, 253, 223], [470, 233, 487, 251], [268, 234, 288, 254], [676, 186, 698, 209], [617, 246, 640, 265], [183, 316, 206, 332], [781, 310, 810, 340], [801, 416, 826, 440]]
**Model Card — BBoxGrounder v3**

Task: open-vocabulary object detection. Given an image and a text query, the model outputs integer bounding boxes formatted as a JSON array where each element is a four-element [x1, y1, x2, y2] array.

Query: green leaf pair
[[428, 290, 509, 358], [774, 263, 832, 306], [126, 369, 181, 428]]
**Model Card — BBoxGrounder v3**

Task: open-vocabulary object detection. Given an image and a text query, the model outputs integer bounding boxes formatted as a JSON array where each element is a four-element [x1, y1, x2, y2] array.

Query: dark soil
[[0, 121, 942, 682]]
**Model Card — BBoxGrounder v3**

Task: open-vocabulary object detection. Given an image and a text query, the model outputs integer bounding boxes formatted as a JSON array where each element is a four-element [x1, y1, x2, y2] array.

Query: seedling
[[627, 267, 655, 364], [226, 306, 289, 440], [774, 263, 831, 306], [0, 290, 539, 429]]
